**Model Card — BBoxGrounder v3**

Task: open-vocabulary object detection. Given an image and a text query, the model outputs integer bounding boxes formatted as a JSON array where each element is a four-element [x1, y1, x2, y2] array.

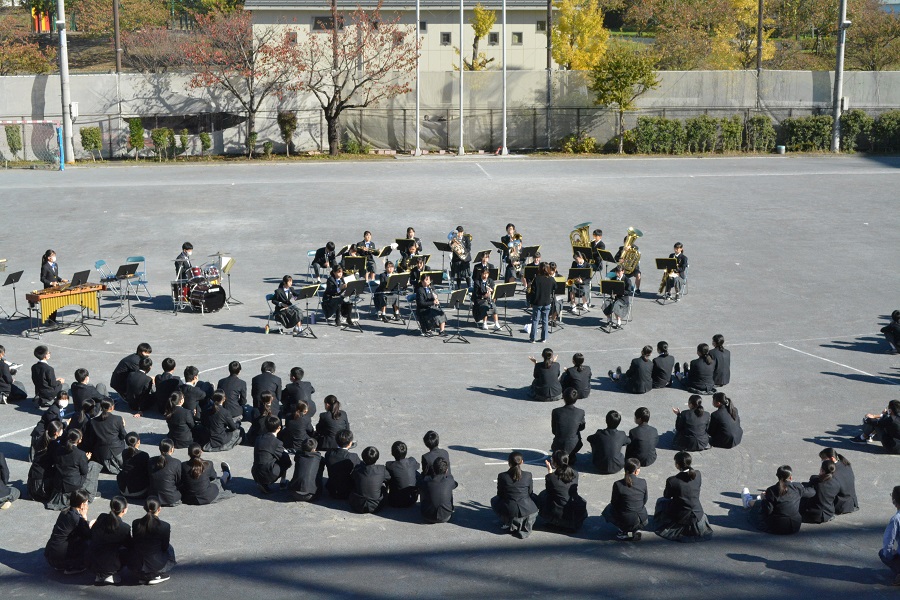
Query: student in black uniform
[[559, 353, 591, 399], [357, 231, 379, 283], [529, 348, 562, 402], [883, 310, 900, 354], [587, 411, 630, 475], [251, 417, 292, 494], [551, 388, 586, 465], [614, 236, 642, 295], [609, 345, 653, 394], [450, 226, 472, 290], [28, 420, 64, 505], [421, 430, 450, 476], [324, 429, 361, 500], [854, 399, 900, 451], [202, 392, 242, 452], [130, 497, 176, 585], [180, 444, 233, 505], [288, 438, 323, 502], [528, 263, 554, 343], [88, 496, 131, 585], [819, 448, 859, 515], [179, 366, 208, 420], [590, 229, 605, 271], [651, 341, 675, 389], [174, 242, 193, 279], [44, 488, 92, 574], [418, 457, 457, 524], [110, 343, 152, 399], [70, 368, 109, 412], [282, 367, 316, 419], [709, 334, 730, 386], [408, 256, 426, 292], [66, 398, 95, 439], [741, 465, 815, 535], [216, 361, 247, 422], [385, 441, 419, 508], [117, 432, 151, 498], [472, 265, 501, 330], [415, 274, 446, 335], [244, 392, 275, 448], [124, 357, 153, 416], [663, 242, 688, 300], [799, 460, 840, 524], [316, 395, 350, 450], [602, 264, 634, 330], [537, 450, 587, 532], [499, 223, 520, 283], [472, 252, 495, 284], [676, 344, 716, 395], [39, 249, 68, 322], [491, 451, 539, 539], [323, 265, 356, 327], [349, 446, 391, 514], [626, 407, 658, 467], [0, 345, 27, 405], [251, 362, 282, 412], [672, 395, 711, 452], [312, 242, 336, 280], [31, 390, 70, 459], [154, 358, 180, 414], [654, 451, 713, 542], [149, 439, 182, 507], [602, 458, 649, 541], [708, 393, 743, 449], [271, 275, 305, 334], [374, 260, 402, 322], [567, 252, 591, 313], [164, 392, 195, 450], [54, 428, 102, 503], [279, 400, 315, 453], [0, 452, 19, 509], [85, 399, 127, 474], [31, 345, 64, 408]]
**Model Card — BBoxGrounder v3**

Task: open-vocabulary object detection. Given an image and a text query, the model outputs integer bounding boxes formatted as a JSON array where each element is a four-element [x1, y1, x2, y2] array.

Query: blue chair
[[94, 259, 120, 295], [126, 255, 150, 300], [306, 249, 317, 281]]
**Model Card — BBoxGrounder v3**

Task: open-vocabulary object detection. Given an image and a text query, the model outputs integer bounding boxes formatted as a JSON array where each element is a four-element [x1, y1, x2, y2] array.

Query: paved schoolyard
[[1, 155, 899, 599]]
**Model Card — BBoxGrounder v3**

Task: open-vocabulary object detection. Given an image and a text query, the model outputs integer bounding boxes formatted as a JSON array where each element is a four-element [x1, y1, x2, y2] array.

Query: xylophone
[[26, 284, 106, 323]]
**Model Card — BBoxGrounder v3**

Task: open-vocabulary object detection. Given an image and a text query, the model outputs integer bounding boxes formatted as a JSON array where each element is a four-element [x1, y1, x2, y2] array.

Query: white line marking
[[0, 427, 32, 439], [475, 163, 492, 179], [777, 343, 898, 385], [198, 353, 275, 375]]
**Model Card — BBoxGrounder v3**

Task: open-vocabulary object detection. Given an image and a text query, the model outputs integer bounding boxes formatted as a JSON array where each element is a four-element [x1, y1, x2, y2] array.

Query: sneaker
[[632, 531, 642, 541], [0, 501, 11, 510], [530, 340, 536, 344], [635, 289, 642, 296], [682, 362, 689, 374], [615, 530, 629, 541], [850, 435, 872, 444], [741, 487, 753, 509], [63, 567, 86, 575], [615, 366, 622, 377], [146, 575, 170, 585], [673, 363, 680, 375], [493, 322, 502, 330], [95, 574, 118, 585], [673, 296, 679, 302], [478, 322, 486, 329], [611, 322, 620, 330], [220, 462, 231, 479], [608, 370, 615, 380]]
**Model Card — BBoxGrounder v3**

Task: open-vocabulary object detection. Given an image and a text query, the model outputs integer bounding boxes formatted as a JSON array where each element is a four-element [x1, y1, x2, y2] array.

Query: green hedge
[[872, 110, 900, 152], [780, 115, 833, 151]]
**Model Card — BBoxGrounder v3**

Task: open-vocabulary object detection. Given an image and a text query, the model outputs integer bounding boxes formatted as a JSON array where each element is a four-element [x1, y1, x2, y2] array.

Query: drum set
[[172, 255, 228, 314]]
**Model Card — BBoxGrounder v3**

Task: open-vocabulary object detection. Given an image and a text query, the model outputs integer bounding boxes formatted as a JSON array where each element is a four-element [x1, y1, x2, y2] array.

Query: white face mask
[[186, 251, 192, 257], [59, 400, 69, 409]]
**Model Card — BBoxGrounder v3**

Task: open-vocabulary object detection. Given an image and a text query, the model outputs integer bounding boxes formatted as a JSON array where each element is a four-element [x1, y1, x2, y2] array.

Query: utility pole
[[458, 0, 465, 155], [501, 0, 508, 154], [56, 0, 75, 164], [414, 0, 422, 156], [113, 0, 122, 74], [756, 0, 763, 74], [830, 0, 850, 153]]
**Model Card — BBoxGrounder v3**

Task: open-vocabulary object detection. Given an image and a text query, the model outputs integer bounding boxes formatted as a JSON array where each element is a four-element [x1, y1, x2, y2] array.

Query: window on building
[[287, 31, 297, 45], [441, 32, 451, 45], [488, 32, 499, 46], [312, 16, 343, 30], [536, 20, 546, 32], [512, 32, 523, 45], [419, 21, 427, 33]]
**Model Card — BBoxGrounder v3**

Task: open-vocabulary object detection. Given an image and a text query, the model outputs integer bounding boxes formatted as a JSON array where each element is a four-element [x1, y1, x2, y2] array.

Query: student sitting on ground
[[202, 391, 242, 452], [820, 447, 858, 515], [602, 458, 648, 541], [672, 395, 710, 452], [741, 465, 815, 535], [288, 438, 324, 502], [385, 441, 419, 508], [324, 429, 361, 500], [349, 446, 391, 514], [148, 439, 182, 507], [609, 345, 653, 394], [587, 410, 629, 475], [180, 444, 233, 505], [130, 496, 176, 585], [491, 451, 539, 539], [537, 450, 587, 532], [625, 407, 658, 467], [653, 451, 713, 543], [708, 392, 743, 449], [88, 496, 131, 586], [799, 460, 840, 524], [44, 489, 92, 574], [853, 399, 900, 453], [116, 432, 151, 499], [551, 388, 586, 466], [418, 458, 457, 524], [251, 416, 292, 494], [559, 353, 591, 399], [421, 430, 450, 477]]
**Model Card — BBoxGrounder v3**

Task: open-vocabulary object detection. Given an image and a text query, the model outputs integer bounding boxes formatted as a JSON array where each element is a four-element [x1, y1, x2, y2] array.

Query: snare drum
[[189, 284, 227, 313], [188, 266, 203, 279]]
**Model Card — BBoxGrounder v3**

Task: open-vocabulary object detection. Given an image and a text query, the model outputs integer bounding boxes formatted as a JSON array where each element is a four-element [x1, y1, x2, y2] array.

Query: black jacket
[[205, 409, 238, 449], [40, 260, 62, 289], [89, 514, 132, 575], [350, 463, 391, 510], [316, 411, 350, 450], [761, 482, 815, 535], [180, 460, 220, 505], [180, 383, 208, 416], [53, 444, 91, 492], [529, 275, 555, 306], [148, 454, 182, 506], [117, 449, 151, 495], [651, 355, 675, 389], [708, 406, 743, 448], [878, 413, 900, 454], [70, 382, 106, 411], [419, 473, 457, 522], [289, 451, 323, 497], [130, 518, 172, 575], [124, 371, 153, 412], [85, 413, 127, 462], [251, 372, 282, 411], [216, 375, 247, 419], [662, 470, 705, 523], [281, 381, 316, 418], [625, 423, 658, 467], [686, 358, 716, 393], [0, 453, 14, 499], [532, 362, 562, 400], [587, 428, 630, 474], [166, 406, 195, 449], [608, 476, 649, 531], [709, 347, 731, 386], [252, 432, 289, 484], [674, 409, 711, 452], [495, 471, 538, 518], [154, 373, 181, 413], [559, 366, 591, 399], [110, 353, 141, 396], [324, 448, 360, 499], [44, 509, 91, 568], [385, 457, 419, 505], [623, 356, 653, 394], [31, 361, 61, 402], [279, 413, 315, 451], [550, 404, 586, 455], [421, 448, 451, 477], [832, 460, 859, 515], [800, 474, 840, 524], [539, 471, 586, 527]]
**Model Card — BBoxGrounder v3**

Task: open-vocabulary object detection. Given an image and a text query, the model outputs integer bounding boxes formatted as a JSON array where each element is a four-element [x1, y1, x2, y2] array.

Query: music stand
[[491, 240, 507, 260], [443, 288, 469, 344], [474, 250, 492, 263], [433, 241, 453, 278], [488, 268, 500, 281], [293, 284, 319, 339], [521, 245, 541, 262], [3, 270, 27, 320], [599, 279, 626, 334], [219, 257, 242, 306], [114, 263, 139, 325], [491, 282, 516, 337], [383, 273, 410, 324], [572, 245, 592, 260], [341, 280, 367, 332]]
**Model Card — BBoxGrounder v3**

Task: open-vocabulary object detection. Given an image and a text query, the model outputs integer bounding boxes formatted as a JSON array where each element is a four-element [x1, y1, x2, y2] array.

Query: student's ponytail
[[38, 420, 65, 452], [573, 353, 585, 373], [155, 439, 174, 470], [103, 496, 127, 533], [211, 391, 226, 414], [188, 444, 206, 479], [552, 450, 575, 484], [624, 458, 640, 488], [819, 460, 835, 483], [542, 348, 553, 369], [698, 343, 712, 365], [689, 395, 704, 417], [776, 465, 792, 497], [164, 391, 182, 418], [712, 334, 725, 351], [819, 447, 850, 467], [134, 497, 161, 536], [123, 432, 139, 460], [674, 451, 696, 480], [657, 341, 669, 357], [713, 392, 737, 420], [64, 429, 82, 452], [328, 396, 342, 420], [508, 451, 524, 482]]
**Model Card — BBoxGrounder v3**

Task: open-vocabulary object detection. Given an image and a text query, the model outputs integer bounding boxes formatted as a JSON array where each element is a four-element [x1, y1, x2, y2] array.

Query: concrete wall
[[1, 70, 899, 158]]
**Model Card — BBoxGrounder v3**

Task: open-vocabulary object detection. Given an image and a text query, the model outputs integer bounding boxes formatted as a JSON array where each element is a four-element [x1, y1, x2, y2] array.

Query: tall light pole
[[414, 0, 422, 156], [458, 0, 465, 155], [500, 0, 508, 154], [830, 0, 850, 153], [113, 0, 122, 74], [56, 0, 74, 164]]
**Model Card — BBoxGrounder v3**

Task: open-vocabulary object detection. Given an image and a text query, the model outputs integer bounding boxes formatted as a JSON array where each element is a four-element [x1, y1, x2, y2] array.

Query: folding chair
[[265, 293, 275, 330], [405, 293, 431, 336], [306, 250, 317, 282], [95, 260, 120, 295], [126, 255, 150, 300]]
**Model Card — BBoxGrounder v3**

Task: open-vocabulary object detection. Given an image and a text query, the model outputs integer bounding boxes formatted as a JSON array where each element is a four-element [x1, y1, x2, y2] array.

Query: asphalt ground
[[0, 155, 899, 599]]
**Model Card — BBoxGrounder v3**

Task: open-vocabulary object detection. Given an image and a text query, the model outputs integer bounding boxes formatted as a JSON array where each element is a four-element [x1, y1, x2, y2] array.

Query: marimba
[[26, 284, 106, 323]]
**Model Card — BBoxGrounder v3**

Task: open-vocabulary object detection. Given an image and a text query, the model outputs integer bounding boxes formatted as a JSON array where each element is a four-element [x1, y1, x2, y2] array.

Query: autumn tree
[[70, 0, 169, 37], [462, 3, 495, 71], [551, 0, 609, 70], [295, 0, 417, 156], [0, 8, 56, 75], [182, 11, 303, 148], [122, 27, 189, 73], [589, 41, 659, 153], [845, 0, 900, 71]]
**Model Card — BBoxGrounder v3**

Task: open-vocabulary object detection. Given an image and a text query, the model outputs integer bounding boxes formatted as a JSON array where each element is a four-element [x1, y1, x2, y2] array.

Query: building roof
[[245, 0, 550, 10]]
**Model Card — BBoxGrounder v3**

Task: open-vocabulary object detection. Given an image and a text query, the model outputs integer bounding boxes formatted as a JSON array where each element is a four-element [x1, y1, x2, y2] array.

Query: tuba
[[619, 227, 643, 275], [449, 232, 469, 262], [570, 222, 592, 253]]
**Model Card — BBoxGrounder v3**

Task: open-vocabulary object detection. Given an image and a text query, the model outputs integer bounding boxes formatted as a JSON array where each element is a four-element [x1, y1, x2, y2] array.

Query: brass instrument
[[619, 227, 643, 275], [658, 268, 677, 294], [449, 232, 470, 262], [565, 278, 576, 287], [570, 222, 591, 253]]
